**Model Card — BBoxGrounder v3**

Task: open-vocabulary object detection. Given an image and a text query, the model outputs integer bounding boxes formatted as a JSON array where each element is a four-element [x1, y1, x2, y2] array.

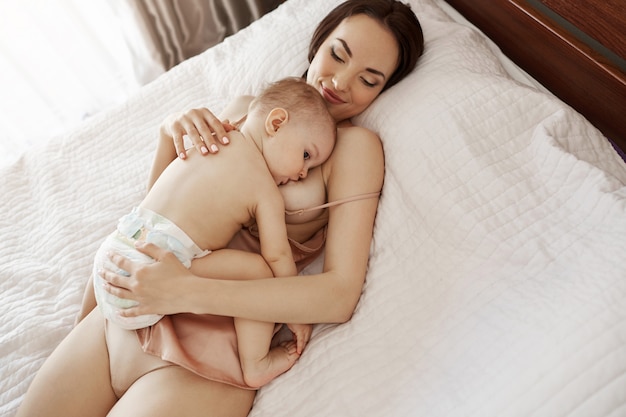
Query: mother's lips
[[322, 87, 345, 104]]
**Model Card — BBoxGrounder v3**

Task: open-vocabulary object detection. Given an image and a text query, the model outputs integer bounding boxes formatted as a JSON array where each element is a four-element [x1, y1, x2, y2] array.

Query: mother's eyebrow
[[337, 38, 387, 79], [338, 38, 353, 57]]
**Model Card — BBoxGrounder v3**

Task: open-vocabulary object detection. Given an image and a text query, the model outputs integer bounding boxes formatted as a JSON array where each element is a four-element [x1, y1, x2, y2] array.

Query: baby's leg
[[194, 248, 298, 387], [234, 318, 300, 388]]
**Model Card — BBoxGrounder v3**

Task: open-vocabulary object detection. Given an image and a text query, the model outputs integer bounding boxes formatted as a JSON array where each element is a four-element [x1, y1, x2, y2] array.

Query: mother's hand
[[161, 107, 235, 159], [100, 241, 193, 317]]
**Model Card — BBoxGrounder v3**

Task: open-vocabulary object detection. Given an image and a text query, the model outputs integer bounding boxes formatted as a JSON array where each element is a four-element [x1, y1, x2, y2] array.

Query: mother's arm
[[102, 125, 384, 324]]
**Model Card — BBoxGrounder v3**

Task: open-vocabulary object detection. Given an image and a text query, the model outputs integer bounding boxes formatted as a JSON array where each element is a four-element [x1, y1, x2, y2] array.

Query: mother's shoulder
[[336, 125, 382, 154], [331, 124, 383, 166], [324, 123, 384, 185], [337, 124, 380, 142]]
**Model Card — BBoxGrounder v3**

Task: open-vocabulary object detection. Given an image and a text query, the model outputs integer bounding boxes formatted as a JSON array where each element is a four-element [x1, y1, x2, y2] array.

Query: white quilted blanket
[[2, 0, 625, 416]]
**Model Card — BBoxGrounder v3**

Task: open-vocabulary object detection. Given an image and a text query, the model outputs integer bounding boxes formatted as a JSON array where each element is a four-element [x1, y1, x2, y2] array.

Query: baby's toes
[[280, 340, 299, 356]]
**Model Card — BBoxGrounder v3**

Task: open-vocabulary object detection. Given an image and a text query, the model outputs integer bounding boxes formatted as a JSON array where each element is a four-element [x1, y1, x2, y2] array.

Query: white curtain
[[0, 0, 141, 168]]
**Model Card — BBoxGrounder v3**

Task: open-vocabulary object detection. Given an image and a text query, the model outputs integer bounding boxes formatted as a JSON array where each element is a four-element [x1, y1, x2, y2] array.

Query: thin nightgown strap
[[285, 192, 381, 216]]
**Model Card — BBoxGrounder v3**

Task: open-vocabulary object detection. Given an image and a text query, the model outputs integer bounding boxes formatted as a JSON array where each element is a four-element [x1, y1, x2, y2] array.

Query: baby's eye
[[304, 151, 310, 160]]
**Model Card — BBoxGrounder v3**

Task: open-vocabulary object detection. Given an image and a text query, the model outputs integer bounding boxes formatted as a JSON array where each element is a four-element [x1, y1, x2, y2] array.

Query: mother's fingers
[[160, 112, 191, 159], [196, 108, 231, 146], [180, 111, 211, 155], [162, 108, 234, 160], [103, 242, 161, 285], [132, 241, 169, 261], [185, 108, 232, 154], [99, 268, 133, 298], [116, 306, 144, 318], [107, 249, 138, 275], [170, 125, 188, 160]]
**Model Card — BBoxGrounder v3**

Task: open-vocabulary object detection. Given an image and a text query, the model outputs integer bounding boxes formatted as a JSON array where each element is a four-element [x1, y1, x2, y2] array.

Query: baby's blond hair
[[250, 77, 336, 138]]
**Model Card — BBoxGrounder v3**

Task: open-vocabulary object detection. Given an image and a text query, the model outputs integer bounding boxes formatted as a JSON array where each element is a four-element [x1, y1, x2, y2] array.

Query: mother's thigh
[[16, 309, 116, 417], [109, 366, 255, 417]]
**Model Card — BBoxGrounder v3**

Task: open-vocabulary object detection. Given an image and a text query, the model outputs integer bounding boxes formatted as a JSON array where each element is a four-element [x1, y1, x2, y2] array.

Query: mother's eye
[[361, 77, 376, 87], [304, 151, 310, 160], [331, 47, 344, 63]]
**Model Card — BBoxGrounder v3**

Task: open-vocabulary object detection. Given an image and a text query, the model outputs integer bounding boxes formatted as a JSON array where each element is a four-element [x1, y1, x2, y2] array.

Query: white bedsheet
[[2, 0, 625, 416]]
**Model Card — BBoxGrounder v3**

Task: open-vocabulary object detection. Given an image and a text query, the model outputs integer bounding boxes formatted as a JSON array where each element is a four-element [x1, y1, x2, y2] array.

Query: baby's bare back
[[140, 136, 278, 251]]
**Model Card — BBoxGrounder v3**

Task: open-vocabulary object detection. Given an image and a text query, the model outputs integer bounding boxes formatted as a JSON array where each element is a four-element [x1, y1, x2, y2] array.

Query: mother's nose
[[332, 74, 348, 91]]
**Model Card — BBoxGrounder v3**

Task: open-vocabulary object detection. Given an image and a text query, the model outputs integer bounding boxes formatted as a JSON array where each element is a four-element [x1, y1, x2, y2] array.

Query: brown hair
[[307, 0, 424, 91]]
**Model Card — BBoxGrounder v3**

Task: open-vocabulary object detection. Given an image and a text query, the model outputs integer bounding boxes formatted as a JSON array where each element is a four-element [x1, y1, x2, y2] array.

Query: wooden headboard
[[444, 0, 626, 153]]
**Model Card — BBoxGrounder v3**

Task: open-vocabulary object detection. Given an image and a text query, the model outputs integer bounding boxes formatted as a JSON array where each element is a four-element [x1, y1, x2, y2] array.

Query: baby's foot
[[242, 341, 300, 388]]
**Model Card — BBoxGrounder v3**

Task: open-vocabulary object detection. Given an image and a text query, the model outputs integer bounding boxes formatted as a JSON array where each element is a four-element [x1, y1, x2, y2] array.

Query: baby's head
[[249, 77, 336, 185]]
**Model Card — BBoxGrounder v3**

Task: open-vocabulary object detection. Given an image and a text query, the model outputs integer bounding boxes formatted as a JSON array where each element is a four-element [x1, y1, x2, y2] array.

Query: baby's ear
[[265, 108, 289, 135]]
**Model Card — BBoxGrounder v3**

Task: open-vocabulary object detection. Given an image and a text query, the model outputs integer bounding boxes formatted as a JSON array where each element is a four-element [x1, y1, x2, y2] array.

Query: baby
[[92, 77, 336, 387]]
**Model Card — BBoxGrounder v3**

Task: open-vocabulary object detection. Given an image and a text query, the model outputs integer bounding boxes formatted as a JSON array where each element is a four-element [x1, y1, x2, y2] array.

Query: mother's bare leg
[[109, 366, 255, 417], [109, 248, 261, 415], [16, 309, 117, 417]]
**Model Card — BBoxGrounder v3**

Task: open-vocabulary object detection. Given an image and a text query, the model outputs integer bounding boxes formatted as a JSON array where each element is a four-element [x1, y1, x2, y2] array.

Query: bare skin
[[17, 13, 400, 417], [17, 309, 256, 417], [101, 15, 397, 324], [136, 104, 330, 388], [242, 340, 300, 388]]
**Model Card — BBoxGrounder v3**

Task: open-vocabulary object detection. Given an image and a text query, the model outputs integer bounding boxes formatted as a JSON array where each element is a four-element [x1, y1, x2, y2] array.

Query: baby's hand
[[287, 323, 312, 354]]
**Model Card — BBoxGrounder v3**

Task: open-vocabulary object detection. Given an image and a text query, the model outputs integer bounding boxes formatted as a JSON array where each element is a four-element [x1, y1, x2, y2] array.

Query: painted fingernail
[[179, 152, 186, 159], [210, 144, 219, 153], [201, 146, 209, 154], [222, 136, 229, 144]]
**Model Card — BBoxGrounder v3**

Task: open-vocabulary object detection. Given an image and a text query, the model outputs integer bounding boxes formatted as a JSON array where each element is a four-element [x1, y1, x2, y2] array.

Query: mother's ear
[[265, 108, 289, 136]]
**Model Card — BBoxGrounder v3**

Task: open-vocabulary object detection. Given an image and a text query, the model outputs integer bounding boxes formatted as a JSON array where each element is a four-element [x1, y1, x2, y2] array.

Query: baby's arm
[[254, 195, 297, 279], [255, 194, 312, 353]]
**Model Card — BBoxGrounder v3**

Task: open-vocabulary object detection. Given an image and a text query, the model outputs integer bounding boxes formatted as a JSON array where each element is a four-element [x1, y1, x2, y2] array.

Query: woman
[[16, 1, 424, 416]]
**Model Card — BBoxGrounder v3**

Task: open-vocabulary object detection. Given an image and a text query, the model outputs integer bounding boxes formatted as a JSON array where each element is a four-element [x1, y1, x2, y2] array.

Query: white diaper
[[93, 206, 210, 330]]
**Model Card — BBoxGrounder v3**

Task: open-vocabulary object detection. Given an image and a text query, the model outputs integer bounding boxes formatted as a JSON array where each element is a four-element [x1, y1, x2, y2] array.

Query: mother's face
[[306, 14, 400, 122]]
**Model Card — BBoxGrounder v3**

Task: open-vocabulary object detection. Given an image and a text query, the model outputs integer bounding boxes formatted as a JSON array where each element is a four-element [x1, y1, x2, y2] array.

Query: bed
[[2, 0, 625, 415]]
